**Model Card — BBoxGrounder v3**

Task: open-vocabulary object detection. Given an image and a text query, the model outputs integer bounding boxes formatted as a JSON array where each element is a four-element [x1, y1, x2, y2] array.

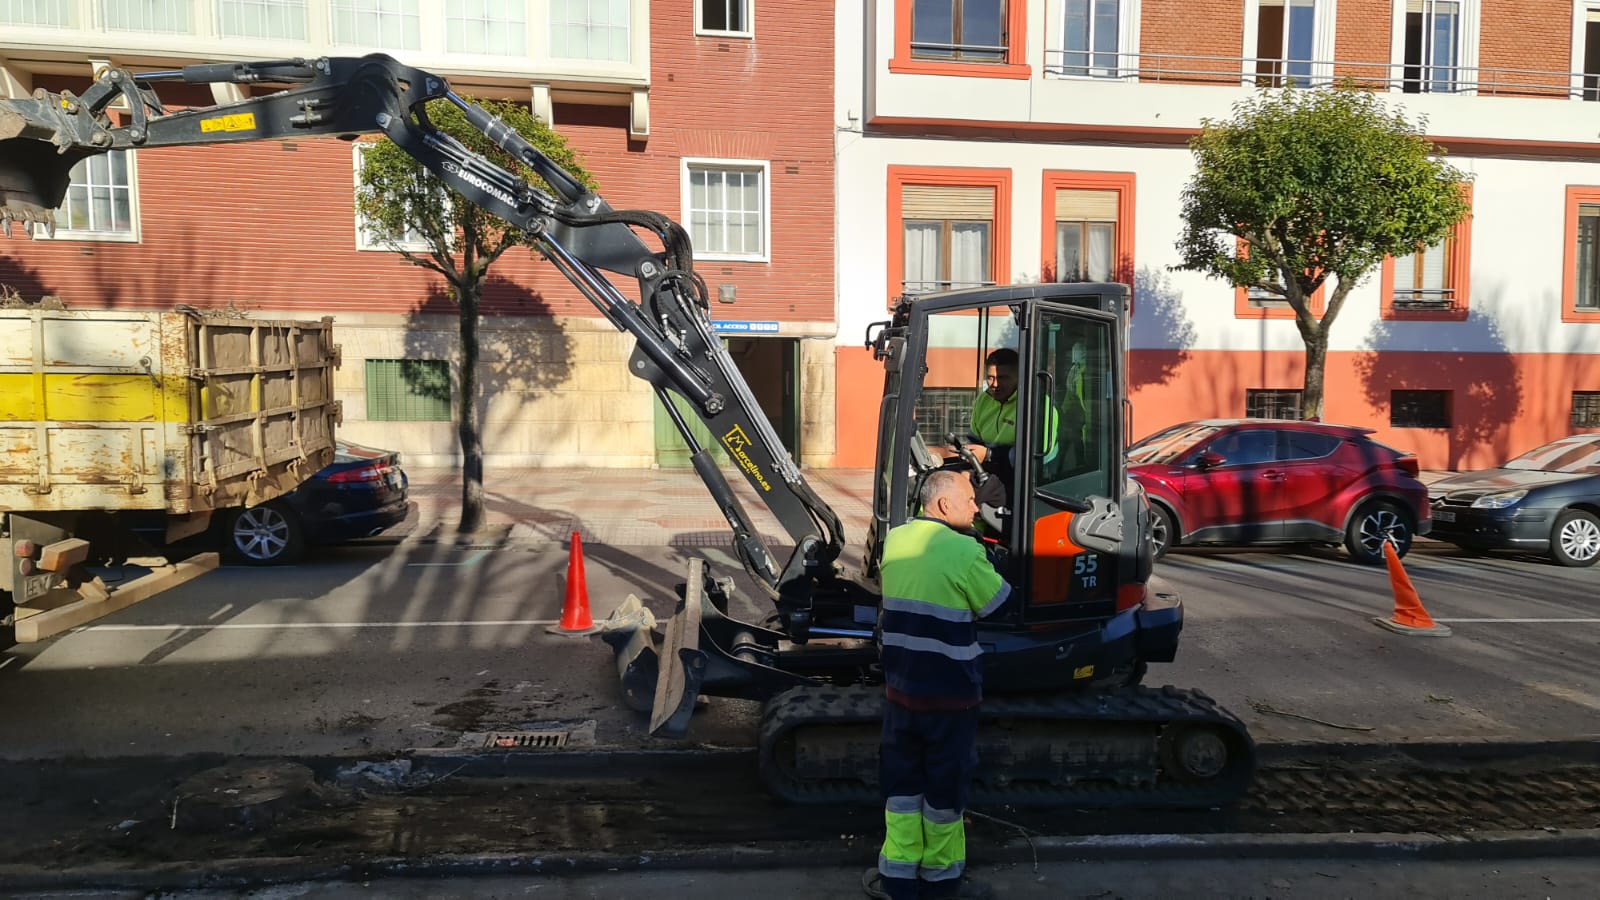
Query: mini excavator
[[0, 54, 1254, 807]]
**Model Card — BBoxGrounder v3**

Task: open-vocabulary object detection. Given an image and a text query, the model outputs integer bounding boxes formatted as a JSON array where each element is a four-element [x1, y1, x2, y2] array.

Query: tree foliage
[[354, 97, 595, 532], [1175, 84, 1471, 418]]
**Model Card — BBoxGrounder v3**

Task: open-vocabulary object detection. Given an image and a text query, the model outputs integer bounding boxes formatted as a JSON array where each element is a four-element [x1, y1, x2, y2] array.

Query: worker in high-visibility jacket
[[865, 469, 1011, 900]]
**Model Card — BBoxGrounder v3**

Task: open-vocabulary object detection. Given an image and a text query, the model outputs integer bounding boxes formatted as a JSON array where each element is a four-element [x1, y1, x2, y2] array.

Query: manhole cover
[[482, 730, 569, 750]]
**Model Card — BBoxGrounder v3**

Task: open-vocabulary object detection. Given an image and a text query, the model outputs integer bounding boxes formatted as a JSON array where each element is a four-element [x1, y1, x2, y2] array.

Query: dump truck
[[1, 307, 340, 634]]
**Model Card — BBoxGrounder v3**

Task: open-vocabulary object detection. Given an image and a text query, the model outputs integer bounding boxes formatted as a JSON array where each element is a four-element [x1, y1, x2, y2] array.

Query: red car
[[1128, 419, 1431, 564]]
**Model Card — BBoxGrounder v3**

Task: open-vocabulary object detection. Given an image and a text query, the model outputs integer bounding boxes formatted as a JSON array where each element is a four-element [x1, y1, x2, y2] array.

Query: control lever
[[947, 432, 988, 485]]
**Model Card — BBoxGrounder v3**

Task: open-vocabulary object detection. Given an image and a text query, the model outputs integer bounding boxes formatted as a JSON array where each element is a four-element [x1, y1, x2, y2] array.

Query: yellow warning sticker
[[200, 113, 257, 134], [721, 425, 773, 492], [1073, 665, 1095, 680]]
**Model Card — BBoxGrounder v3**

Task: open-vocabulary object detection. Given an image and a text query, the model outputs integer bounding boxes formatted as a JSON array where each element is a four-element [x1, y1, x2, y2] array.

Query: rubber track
[[758, 684, 1257, 808]]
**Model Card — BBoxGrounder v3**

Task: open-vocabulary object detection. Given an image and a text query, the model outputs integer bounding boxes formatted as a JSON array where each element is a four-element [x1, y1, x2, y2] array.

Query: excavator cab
[[864, 282, 1166, 691]]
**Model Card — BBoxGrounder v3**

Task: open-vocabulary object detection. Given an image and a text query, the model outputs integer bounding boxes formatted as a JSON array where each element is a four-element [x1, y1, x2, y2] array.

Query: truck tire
[[1550, 509, 1600, 568], [1345, 500, 1411, 565], [225, 501, 305, 566]]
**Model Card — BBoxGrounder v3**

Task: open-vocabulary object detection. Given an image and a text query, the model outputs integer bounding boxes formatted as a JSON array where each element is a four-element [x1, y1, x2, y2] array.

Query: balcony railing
[[1390, 290, 1458, 312], [1043, 51, 1599, 101], [901, 279, 997, 296]]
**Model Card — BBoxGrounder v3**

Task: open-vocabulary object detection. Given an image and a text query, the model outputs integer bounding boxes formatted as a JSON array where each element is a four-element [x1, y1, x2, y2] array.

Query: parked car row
[[1130, 421, 1600, 568]]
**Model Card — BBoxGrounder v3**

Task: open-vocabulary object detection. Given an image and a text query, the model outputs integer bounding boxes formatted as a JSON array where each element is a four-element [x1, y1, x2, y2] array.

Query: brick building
[[0, 0, 836, 467], [834, 0, 1600, 471]]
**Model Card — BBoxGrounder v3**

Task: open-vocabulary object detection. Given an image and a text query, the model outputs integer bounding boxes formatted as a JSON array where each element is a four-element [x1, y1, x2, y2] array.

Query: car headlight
[[1471, 490, 1527, 509]]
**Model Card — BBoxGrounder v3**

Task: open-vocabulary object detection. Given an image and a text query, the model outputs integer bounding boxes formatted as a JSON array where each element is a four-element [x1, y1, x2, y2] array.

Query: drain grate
[[482, 730, 570, 750]]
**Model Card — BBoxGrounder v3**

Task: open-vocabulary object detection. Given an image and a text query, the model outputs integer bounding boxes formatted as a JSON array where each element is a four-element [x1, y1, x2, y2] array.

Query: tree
[[1175, 85, 1471, 420], [356, 98, 595, 533]]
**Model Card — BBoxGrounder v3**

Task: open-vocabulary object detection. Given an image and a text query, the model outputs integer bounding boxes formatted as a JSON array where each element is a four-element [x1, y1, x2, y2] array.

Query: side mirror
[[1196, 451, 1225, 469]]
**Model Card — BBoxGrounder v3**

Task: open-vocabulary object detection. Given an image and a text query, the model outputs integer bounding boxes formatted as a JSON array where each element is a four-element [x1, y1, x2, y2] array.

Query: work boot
[[861, 868, 919, 900], [925, 877, 996, 900]]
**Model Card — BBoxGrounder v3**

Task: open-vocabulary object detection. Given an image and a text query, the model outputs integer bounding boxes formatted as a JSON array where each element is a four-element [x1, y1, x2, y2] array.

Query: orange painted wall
[[1129, 349, 1600, 471], [833, 346, 882, 467]]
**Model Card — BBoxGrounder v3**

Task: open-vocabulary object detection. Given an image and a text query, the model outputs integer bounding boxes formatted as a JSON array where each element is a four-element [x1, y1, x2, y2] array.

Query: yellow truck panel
[[0, 310, 340, 516]]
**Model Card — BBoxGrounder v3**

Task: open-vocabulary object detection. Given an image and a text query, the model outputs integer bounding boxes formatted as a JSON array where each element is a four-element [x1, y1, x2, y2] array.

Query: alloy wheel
[[233, 506, 292, 562], [1357, 506, 1408, 556], [1558, 516, 1600, 563]]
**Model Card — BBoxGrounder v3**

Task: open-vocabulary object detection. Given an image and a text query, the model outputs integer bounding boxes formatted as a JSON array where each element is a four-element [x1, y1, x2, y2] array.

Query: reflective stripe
[[883, 595, 974, 623], [886, 794, 925, 815], [920, 860, 966, 882], [878, 855, 920, 879], [881, 632, 983, 661], [922, 802, 962, 825], [976, 581, 1012, 619]]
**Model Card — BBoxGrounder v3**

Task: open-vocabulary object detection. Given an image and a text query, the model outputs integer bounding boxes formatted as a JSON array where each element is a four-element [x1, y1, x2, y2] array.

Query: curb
[[3, 829, 1600, 893]]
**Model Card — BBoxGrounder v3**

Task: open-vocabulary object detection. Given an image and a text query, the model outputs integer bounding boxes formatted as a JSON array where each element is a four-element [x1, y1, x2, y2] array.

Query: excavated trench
[[2, 749, 1598, 877]]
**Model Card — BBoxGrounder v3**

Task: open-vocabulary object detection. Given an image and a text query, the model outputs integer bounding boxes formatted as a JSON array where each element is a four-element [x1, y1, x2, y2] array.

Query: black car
[[1428, 434, 1600, 567]]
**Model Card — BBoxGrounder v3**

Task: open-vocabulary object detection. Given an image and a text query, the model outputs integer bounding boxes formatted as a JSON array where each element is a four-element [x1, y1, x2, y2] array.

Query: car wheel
[[1550, 509, 1600, 568], [1149, 504, 1176, 561], [225, 501, 305, 566], [1345, 500, 1412, 565]]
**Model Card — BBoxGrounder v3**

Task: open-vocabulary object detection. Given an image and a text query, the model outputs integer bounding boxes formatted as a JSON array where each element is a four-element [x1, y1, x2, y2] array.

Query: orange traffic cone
[[1371, 540, 1452, 637], [548, 530, 600, 635]]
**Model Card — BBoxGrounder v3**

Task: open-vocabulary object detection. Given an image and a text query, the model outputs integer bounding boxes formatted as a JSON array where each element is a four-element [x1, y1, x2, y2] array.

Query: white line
[[1433, 618, 1600, 624], [76, 619, 561, 632]]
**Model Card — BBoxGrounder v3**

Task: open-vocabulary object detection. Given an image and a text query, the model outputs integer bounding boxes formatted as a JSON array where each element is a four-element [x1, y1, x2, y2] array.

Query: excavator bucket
[[0, 95, 98, 236], [596, 561, 711, 740]]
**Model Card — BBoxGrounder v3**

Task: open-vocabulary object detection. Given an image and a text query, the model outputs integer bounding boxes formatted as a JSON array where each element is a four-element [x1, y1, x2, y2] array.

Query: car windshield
[[1501, 436, 1600, 474], [1127, 424, 1221, 465]]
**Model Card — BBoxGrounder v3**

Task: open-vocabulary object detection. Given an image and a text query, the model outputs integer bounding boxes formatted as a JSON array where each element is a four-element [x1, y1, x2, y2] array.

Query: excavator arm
[[0, 54, 842, 610]]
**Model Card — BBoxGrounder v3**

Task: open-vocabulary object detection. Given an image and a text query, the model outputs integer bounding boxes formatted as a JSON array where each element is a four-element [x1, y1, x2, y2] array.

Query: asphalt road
[[1, 536, 1597, 760]]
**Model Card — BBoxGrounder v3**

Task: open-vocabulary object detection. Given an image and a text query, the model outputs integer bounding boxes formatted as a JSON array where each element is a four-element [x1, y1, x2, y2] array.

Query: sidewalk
[[394, 465, 1451, 546]]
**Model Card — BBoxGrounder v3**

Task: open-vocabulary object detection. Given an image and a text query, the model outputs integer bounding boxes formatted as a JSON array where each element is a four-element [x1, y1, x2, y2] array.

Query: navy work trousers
[[878, 699, 981, 900]]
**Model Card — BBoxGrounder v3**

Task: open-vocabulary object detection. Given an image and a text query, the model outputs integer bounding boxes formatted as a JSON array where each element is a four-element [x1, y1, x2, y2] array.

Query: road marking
[[75, 618, 562, 632], [1433, 618, 1600, 624], [406, 549, 491, 568]]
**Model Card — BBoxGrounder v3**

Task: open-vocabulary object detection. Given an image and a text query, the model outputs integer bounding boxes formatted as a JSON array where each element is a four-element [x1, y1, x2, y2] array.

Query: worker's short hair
[[984, 348, 1019, 372], [920, 469, 967, 510]]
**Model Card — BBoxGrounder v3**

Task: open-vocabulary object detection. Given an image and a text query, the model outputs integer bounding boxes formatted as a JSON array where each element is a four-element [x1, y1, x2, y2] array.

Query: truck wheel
[[1345, 500, 1411, 565], [1149, 504, 1176, 561], [225, 502, 305, 566], [1550, 510, 1600, 568]]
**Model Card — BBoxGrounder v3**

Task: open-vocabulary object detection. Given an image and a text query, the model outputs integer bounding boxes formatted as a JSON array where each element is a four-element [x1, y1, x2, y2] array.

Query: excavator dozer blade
[[596, 593, 661, 715], [648, 559, 709, 739], [0, 96, 98, 236]]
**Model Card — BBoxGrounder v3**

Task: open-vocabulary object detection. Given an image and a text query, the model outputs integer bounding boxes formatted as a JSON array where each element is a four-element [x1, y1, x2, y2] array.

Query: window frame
[[1379, 183, 1472, 321], [217, 0, 309, 41], [31, 148, 141, 243], [1242, 0, 1336, 86], [681, 157, 771, 264], [1245, 388, 1303, 420], [695, 0, 752, 38], [888, 166, 1013, 307], [1574, 391, 1600, 429], [1569, 1, 1600, 100], [1040, 171, 1136, 288], [1562, 186, 1600, 322], [1, 0, 72, 26], [1390, 389, 1452, 429], [1051, 0, 1141, 79], [445, 0, 528, 55], [891, 0, 1031, 79], [1389, 0, 1479, 96], [100, 0, 191, 33], [549, 0, 633, 63], [352, 143, 439, 253]]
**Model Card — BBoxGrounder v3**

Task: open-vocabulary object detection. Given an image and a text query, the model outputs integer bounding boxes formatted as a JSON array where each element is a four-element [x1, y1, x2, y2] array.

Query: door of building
[[653, 336, 799, 467]]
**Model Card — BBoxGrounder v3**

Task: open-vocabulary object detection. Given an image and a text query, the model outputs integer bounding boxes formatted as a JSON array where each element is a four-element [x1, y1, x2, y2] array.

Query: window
[[1381, 187, 1471, 320], [1061, 0, 1121, 77], [1232, 239, 1326, 319], [913, 0, 1005, 62], [684, 160, 768, 261], [697, 0, 749, 36], [1391, 390, 1451, 428], [1206, 429, 1279, 466], [330, 0, 419, 50], [1582, 4, 1600, 101], [101, 0, 189, 31], [366, 359, 451, 422], [1245, 389, 1302, 420], [913, 387, 974, 448], [2, 0, 70, 25], [1402, 0, 1461, 93], [1563, 187, 1600, 321], [1054, 192, 1114, 282], [902, 187, 994, 294], [551, 0, 631, 62], [1255, 0, 1315, 87], [218, 0, 306, 39], [446, 0, 526, 54], [353, 144, 437, 252], [1575, 392, 1600, 428], [36, 150, 137, 241], [1280, 430, 1341, 460]]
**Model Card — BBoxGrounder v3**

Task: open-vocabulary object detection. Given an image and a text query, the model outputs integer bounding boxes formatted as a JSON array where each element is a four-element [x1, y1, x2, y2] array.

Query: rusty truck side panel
[[0, 310, 340, 516]]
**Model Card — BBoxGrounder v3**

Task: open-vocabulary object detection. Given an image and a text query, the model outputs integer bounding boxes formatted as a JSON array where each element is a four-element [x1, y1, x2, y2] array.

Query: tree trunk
[[457, 284, 486, 533], [1301, 328, 1329, 421]]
